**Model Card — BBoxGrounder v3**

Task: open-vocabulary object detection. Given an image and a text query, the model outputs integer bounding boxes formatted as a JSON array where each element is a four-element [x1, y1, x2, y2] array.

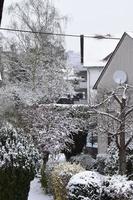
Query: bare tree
[[93, 85, 133, 175]]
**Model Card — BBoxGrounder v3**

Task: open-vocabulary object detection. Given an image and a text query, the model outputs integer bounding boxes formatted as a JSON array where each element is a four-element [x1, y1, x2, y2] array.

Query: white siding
[[98, 34, 133, 90], [97, 34, 133, 155], [87, 67, 103, 103]]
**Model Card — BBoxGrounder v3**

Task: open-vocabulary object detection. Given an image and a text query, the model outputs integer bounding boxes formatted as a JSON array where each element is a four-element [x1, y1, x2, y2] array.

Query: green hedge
[[0, 124, 40, 200], [0, 166, 34, 200]]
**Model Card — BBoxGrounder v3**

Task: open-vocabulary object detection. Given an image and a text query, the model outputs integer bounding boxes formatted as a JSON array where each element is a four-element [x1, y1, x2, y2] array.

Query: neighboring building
[[73, 65, 87, 104], [83, 35, 119, 104], [66, 51, 88, 104], [66, 36, 119, 105], [92, 32, 133, 154], [93, 32, 133, 90]]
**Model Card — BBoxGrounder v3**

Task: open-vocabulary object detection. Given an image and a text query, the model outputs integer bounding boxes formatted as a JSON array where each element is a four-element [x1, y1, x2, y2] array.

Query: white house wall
[[98, 34, 133, 90], [97, 33, 133, 155], [87, 67, 103, 103]]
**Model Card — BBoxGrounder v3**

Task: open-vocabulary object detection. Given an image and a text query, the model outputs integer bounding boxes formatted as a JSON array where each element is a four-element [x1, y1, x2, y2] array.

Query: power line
[[0, 27, 120, 40]]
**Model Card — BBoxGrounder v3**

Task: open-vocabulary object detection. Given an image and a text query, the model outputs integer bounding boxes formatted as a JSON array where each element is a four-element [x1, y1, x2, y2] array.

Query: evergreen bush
[[101, 175, 133, 200], [70, 154, 95, 170], [0, 123, 39, 200], [67, 171, 133, 200], [67, 171, 104, 200], [94, 143, 119, 175]]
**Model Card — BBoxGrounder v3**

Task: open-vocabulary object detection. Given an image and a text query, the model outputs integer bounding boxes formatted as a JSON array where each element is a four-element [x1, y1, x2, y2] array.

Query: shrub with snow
[[51, 162, 84, 200], [94, 149, 119, 176], [0, 124, 39, 169], [127, 154, 133, 179], [70, 154, 96, 170], [67, 171, 133, 200], [93, 154, 107, 175], [0, 123, 40, 200], [101, 175, 133, 200], [67, 171, 104, 200], [104, 142, 119, 175]]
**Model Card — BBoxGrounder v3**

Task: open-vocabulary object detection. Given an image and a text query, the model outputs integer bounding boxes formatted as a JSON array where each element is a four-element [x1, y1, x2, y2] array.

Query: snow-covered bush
[[0, 123, 40, 200], [104, 143, 119, 175], [67, 171, 133, 200], [101, 175, 133, 200], [93, 154, 107, 175], [67, 171, 104, 200], [70, 154, 96, 170], [19, 104, 90, 155], [127, 154, 133, 180], [94, 145, 119, 175], [51, 162, 84, 200]]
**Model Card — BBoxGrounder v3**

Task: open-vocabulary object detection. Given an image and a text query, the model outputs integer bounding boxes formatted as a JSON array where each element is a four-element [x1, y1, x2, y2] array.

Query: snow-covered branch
[[92, 108, 121, 123]]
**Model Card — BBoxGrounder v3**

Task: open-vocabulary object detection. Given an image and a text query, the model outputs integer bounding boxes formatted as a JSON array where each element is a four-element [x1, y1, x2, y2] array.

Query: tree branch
[[112, 92, 122, 105], [92, 108, 121, 123], [125, 107, 133, 117], [115, 134, 120, 149], [90, 95, 112, 109], [125, 135, 133, 148]]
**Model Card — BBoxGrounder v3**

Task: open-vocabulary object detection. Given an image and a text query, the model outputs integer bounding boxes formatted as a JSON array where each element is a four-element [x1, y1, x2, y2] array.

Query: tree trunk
[[119, 98, 126, 175], [119, 146, 126, 175]]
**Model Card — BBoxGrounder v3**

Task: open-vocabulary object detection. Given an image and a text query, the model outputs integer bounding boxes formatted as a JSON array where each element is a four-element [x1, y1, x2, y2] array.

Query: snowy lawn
[[28, 178, 53, 200]]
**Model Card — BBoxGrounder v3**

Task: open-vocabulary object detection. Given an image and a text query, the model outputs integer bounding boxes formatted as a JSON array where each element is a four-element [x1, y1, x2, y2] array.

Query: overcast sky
[[2, 0, 133, 51]]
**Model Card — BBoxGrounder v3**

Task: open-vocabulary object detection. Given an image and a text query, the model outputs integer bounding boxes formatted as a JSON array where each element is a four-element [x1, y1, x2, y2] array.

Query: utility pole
[[0, 0, 4, 25], [80, 35, 84, 65]]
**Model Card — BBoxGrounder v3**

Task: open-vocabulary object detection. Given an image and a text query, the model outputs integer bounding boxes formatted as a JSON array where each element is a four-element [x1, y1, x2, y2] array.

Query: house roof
[[93, 32, 133, 89], [84, 34, 119, 67]]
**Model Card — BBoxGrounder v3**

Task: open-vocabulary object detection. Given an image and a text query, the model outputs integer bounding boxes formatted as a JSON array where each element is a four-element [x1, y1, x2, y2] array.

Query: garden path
[[28, 178, 53, 200]]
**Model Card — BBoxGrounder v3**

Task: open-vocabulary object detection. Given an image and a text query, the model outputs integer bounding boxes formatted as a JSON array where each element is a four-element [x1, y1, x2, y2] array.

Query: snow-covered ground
[[28, 178, 53, 200]]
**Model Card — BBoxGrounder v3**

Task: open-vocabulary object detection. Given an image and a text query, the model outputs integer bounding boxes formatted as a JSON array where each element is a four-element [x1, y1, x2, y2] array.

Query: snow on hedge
[[0, 122, 39, 169], [68, 171, 103, 186], [67, 171, 104, 200], [19, 103, 90, 155], [67, 171, 133, 200], [103, 175, 133, 199]]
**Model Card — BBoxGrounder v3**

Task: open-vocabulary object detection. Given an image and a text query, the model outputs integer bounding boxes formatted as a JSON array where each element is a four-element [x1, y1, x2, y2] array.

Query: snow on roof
[[84, 35, 120, 67]]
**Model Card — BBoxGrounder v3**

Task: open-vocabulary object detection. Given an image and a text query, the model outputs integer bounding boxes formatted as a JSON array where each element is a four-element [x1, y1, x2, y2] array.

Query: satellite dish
[[113, 70, 127, 84]]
